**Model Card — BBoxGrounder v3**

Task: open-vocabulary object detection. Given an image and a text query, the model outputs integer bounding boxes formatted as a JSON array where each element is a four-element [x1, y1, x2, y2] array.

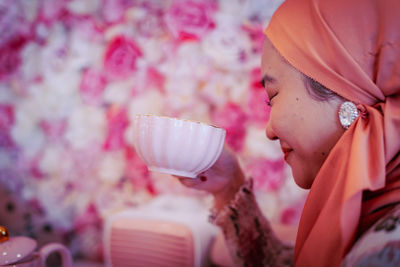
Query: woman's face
[[261, 38, 345, 189]]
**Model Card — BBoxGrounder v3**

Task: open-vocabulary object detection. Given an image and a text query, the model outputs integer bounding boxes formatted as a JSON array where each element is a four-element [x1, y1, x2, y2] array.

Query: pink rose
[[247, 158, 286, 192], [79, 68, 107, 105], [0, 0, 26, 48], [134, 8, 166, 38], [0, 104, 15, 149], [68, 146, 102, 185], [247, 68, 271, 126], [72, 203, 103, 261], [38, 0, 69, 23], [0, 130, 15, 150], [211, 102, 248, 152], [70, 17, 104, 42], [0, 104, 14, 131], [132, 67, 165, 96], [124, 146, 156, 195], [39, 119, 67, 142], [0, 36, 28, 81], [146, 67, 165, 92], [280, 201, 305, 225], [104, 35, 142, 80], [29, 152, 46, 179], [100, 0, 129, 25], [103, 106, 129, 151], [242, 23, 265, 55], [74, 203, 101, 232], [164, 0, 216, 41]]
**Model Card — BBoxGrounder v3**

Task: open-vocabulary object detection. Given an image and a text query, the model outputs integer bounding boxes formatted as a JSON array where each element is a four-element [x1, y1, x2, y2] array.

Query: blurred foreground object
[[104, 195, 218, 267], [0, 225, 73, 266]]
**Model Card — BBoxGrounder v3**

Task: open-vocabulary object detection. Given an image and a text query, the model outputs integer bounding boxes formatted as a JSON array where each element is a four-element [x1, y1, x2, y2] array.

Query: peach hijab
[[265, 0, 400, 266]]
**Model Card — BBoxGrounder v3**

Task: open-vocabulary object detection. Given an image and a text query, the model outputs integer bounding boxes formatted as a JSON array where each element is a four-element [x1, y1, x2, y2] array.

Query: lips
[[281, 147, 293, 161]]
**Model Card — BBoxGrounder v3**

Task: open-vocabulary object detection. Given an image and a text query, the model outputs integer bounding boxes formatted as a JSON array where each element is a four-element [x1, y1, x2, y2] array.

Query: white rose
[[200, 72, 249, 106], [67, 0, 100, 15], [160, 42, 211, 80], [103, 78, 134, 105], [38, 144, 66, 176], [244, 126, 283, 159], [11, 100, 45, 158], [65, 106, 106, 150], [255, 190, 279, 222], [202, 14, 253, 71], [97, 151, 125, 183]]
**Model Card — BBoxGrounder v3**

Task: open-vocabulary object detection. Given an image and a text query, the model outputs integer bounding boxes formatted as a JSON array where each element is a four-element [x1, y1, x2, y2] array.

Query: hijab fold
[[265, 0, 400, 266]]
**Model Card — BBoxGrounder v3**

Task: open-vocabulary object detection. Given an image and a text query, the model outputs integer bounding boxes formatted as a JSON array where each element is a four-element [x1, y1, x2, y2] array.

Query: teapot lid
[[0, 226, 37, 265]]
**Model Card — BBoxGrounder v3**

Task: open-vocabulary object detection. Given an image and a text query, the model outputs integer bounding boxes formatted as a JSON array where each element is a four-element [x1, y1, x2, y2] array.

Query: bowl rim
[[134, 114, 225, 131]]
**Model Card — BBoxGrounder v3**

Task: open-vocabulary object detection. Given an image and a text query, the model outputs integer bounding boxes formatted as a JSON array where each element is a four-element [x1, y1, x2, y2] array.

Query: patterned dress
[[210, 179, 400, 267]]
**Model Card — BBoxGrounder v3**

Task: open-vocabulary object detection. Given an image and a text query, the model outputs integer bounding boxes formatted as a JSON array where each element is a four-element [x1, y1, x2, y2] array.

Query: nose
[[265, 119, 278, 140]]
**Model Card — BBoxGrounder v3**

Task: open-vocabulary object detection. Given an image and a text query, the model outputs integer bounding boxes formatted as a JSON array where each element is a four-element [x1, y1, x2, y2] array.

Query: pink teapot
[[0, 226, 72, 267]]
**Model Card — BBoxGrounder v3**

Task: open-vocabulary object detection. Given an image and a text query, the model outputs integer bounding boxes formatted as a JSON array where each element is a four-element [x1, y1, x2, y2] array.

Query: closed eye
[[266, 93, 277, 107]]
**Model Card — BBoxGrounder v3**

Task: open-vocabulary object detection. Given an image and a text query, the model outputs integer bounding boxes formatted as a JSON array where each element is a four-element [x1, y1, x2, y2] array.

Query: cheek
[[272, 98, 300, 124], [267, 106, 292, 137], [273, 105, 303, 139], [303, 117, 343, 166]]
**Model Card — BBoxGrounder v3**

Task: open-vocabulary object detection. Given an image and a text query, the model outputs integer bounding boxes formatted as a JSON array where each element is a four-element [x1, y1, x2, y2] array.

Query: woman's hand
[[175, 146, 245, 211]]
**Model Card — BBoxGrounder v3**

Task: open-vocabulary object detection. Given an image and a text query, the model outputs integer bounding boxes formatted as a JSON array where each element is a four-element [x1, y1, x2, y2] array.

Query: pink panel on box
[[109, 218, 194, 267]]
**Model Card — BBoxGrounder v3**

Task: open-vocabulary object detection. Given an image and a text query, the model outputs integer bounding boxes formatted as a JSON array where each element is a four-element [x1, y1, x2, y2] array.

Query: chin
[[293, 173, 313, 189]]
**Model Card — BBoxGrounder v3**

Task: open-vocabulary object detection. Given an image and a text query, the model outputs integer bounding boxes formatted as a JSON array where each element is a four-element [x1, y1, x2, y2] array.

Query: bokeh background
[[0, 0, 306, 263]]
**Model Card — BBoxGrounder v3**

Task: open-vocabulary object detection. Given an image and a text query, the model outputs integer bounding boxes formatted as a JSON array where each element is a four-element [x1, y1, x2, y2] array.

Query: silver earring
[[339, 101, 359, 129]]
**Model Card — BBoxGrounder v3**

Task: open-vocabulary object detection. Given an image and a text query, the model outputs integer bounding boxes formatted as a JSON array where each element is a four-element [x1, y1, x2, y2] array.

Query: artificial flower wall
[[0, 0, 306, 262]]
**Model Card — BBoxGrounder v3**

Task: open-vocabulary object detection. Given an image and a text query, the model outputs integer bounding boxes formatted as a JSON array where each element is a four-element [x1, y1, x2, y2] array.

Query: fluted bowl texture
[[132, 115, 226, 178]]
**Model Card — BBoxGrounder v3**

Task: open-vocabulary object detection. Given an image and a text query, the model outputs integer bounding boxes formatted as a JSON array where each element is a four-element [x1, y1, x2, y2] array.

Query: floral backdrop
[[0, 0, 306, 263]]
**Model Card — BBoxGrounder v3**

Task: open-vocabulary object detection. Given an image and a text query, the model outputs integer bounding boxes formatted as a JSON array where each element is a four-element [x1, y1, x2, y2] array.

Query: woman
[[179, 0, 400, 266]]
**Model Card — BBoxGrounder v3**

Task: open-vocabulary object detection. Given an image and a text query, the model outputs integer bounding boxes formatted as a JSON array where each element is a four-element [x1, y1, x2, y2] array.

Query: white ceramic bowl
[[132, 115, 226, 178]]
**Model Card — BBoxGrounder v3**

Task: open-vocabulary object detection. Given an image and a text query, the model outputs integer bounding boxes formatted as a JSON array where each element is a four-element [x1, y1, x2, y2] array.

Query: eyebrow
[[260, 74, 276, 87]]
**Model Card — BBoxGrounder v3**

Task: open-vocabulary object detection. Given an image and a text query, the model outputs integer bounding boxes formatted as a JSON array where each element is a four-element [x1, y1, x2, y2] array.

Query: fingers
[[179, 176, 197, 184], [174, 173, 207, 187]]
